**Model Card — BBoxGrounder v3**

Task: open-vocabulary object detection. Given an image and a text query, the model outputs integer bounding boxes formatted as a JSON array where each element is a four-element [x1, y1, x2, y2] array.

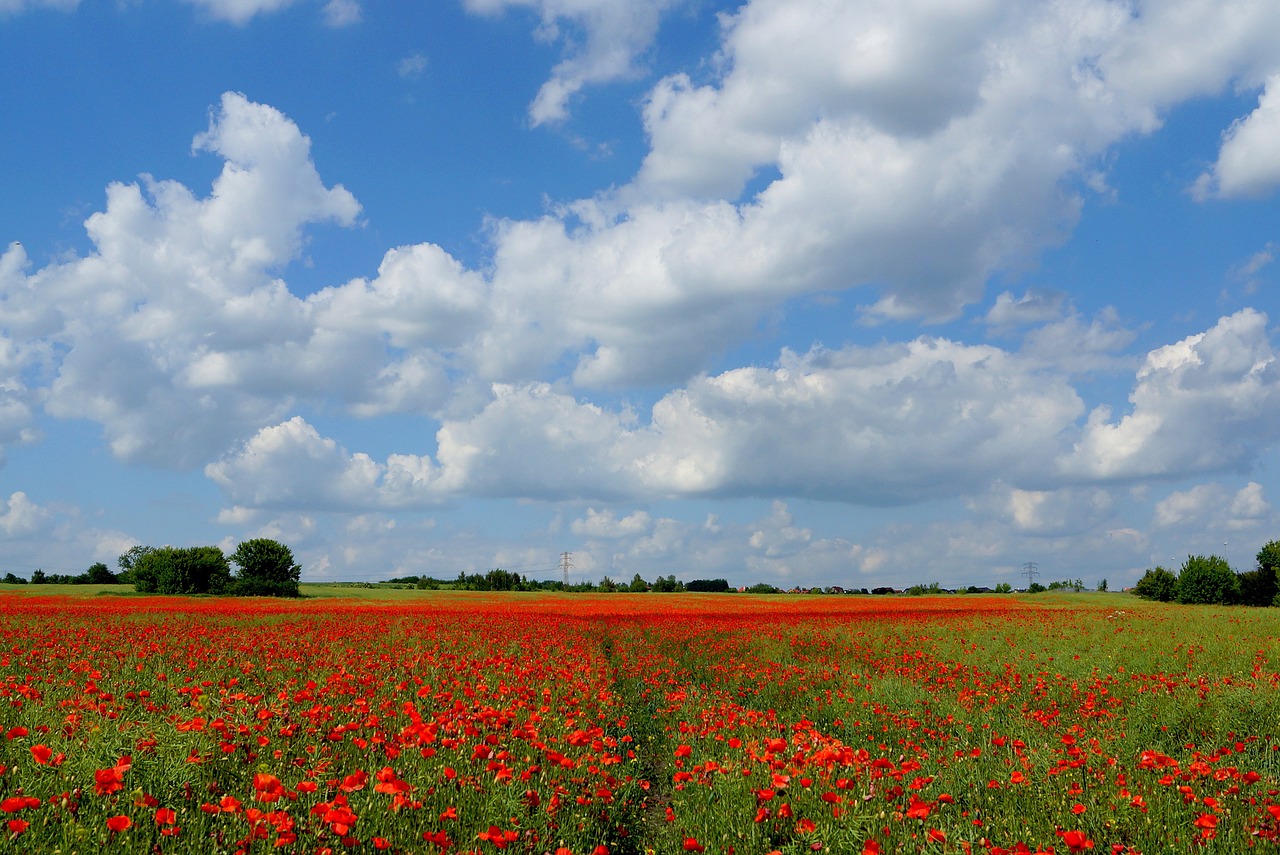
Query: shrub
[[229, 539, 301, 598], [133, 546, 231, 595], [1176, 555, 1239, 605], [1132, 567, 1177, 602], [1240, 540, 1280, 607]]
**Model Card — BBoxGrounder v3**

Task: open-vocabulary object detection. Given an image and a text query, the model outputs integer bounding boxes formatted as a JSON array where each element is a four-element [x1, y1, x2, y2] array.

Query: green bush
[[133, 546, 231, 595], [229, 538, 301, 598], [1132, 566, 1177, 602], [1240, 540, 1280, 606], [1176, 555, 1239, 605]]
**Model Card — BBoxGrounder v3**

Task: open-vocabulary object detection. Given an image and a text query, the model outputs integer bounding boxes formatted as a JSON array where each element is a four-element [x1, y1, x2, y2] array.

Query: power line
[[560, 552, 573, 586], [1022, 561, 1039, 588]]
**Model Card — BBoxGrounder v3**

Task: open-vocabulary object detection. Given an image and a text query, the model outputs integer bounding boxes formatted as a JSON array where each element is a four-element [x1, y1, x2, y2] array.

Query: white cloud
[[0, 0, 76, 13], [1062, 310, 1280, 480], [397, 52, 427, 78], [984, 482, 1116, 536], [985, 289, 1070, 331], [206, 417, 440, 510], [0, 492, 135, 574], [184, 0, 300, 24], [571, 507, 652, 538], [321, 0, 359, 26], [0, 95, 482, 468], [1194, 73, 1280, 200], [1154, 481, 1272, 533], [1018, 307, 1138, 375], [463, 0, 684, 126]]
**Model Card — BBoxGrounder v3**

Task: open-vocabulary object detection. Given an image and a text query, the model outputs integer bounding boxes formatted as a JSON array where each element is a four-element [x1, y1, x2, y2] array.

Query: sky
[[2, 0, 1280, 591]]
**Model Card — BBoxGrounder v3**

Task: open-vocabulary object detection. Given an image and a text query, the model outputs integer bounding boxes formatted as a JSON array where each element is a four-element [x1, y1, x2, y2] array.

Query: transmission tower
[[1022, 561, 1039, 588], [560, 551, 573, 587]]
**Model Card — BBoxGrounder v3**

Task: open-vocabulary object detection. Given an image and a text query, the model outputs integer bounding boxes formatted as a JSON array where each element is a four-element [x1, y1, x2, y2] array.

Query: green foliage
[[1133, 566, 1177, 602], [1097, 578, 1108, 592], [746, 582, 779, 594], [651, 574, 682, 592], [1240, 540, 1280, 607], [1047, 578, 1085, 592], [228, 539, 302, 597], [994, 582, 1012, 593], [30, 569, 46, 584], [685, 578, 730, 592], [85, 562, 117, 584], [452, 568, 531, 591], [1176, 554, 1240, 605], [627, 573, 649, 592], [1259, 540, 1280, 575], [1027, 582, 1047, 593], [2, 572, 26, 584], [132, 546, 231, 595]]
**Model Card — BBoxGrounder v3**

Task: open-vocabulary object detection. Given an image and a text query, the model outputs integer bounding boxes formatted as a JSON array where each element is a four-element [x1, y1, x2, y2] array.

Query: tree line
[[1132, 541, 1280, 606], [384, 572, 735, 593], [0, 539, 302, 597]]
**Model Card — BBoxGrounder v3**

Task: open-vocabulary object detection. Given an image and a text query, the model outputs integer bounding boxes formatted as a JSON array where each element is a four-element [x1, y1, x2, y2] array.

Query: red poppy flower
[[105, 815, 132, 833]]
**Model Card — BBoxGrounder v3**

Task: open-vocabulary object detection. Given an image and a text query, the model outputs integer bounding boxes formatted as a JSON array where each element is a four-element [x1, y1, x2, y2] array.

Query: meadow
[[1, 589, 1279, 854]]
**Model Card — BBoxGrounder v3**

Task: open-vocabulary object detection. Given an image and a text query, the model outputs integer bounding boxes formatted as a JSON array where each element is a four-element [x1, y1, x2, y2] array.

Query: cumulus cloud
[[1152, 481, 1273, 540], [446, 0, 1280, 388], [0, 491, 135, 573], [220, 336, 1082, 508], [985, 289, 1070, 332], [0, 94, 489, 468], [206, 417, 439, 510], [1062, 310, 1280, 480], [1194, 73, 1280, 200], [463, 0, 683, 125], [571, 507, 653, 539]]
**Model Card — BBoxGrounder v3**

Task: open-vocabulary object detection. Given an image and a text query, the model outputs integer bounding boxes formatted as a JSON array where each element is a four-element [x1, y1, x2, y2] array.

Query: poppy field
[[2, 591, 1280, 854]]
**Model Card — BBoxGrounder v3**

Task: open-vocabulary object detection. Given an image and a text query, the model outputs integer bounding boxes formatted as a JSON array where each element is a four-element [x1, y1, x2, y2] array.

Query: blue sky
[[3, 0, 1280, 590]]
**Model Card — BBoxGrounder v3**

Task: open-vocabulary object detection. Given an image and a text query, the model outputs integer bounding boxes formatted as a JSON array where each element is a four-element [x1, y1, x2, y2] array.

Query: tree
[[1176, 555, 1239, 605], [1097, 578, 1108, 592], [2, 572, 26, 584], [652, 574, 679, 593], [1133, 566, 1177, 602], [1240, 540, 1280, 606], [85, 562, 117, 584], [229, 539, 301, 597], [994, 582, 1013, 594], [627, 573, 648, 592], [30, 569, 46, 584], [133, 546, 231, 595], [118, 545, 155, 587]]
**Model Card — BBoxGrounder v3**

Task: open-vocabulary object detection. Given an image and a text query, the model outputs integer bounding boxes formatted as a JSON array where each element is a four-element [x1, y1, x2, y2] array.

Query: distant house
[[828, 586, 845, 595]]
